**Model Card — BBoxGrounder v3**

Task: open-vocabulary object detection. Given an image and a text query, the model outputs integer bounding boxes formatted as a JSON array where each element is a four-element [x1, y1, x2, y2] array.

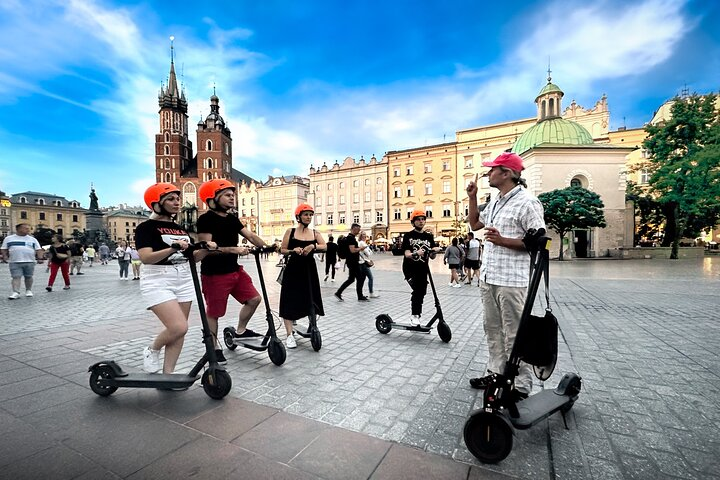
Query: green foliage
[[33, 226, 56, 246], [538, 186, 607, 260], [642, 93, 720, 258]]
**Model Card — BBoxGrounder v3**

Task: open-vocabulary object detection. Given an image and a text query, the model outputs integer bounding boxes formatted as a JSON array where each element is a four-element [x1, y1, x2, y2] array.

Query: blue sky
[[1, 0, 718, 208]]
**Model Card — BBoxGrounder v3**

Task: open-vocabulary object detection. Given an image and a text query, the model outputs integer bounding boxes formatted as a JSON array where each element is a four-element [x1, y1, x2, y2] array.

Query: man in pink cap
[[465, 152, 545, 402]]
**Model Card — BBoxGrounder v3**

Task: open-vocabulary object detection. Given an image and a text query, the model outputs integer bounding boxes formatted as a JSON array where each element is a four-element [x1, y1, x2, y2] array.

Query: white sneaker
[[369, 292, 380, 298], [409, 315, 421, 326], [448, 282, 454, 286], [143, 346, 161, 373], [25, 290, 34, 297], [8, 291, 20, 300], [453, 283, 462, 288], [286, 333, 297, 349]]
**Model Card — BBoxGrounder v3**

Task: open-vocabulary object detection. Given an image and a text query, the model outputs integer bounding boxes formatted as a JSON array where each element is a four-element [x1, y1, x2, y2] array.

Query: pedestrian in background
[[98, 243, 110, 265], [46, 234, 71, 292], [334, 223, 368, 302], [358, 232, 379, 298], [1, 223, 44, 299], [128, 244, 142, 280], [68, 239, 84, 275], [444, 237, 464, 287], [324, 235, 338, 282], [85, 244, 96, 267], [464, 232, 482, 285], [116, 240, 131, 280], [466, 152, 545, 402]]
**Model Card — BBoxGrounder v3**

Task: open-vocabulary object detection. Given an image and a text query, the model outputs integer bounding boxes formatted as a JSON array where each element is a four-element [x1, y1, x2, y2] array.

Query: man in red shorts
[[197, 179, 269, 363]]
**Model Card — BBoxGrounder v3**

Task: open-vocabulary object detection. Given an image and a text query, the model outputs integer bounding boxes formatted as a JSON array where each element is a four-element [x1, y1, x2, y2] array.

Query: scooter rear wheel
[[223, 327, 238, 351], [202, 369, 232, 400], [268, 339, 287, 366], [375, 314, 392, 334], [437, 320, 452, 343], [89, 366, 118, 397], [463, 410, 513, 463], [310, 329, 322, 351]]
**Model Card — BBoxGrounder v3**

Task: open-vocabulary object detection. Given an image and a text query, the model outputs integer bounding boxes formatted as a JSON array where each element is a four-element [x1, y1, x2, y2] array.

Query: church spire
[[158, 36, 188, 113]]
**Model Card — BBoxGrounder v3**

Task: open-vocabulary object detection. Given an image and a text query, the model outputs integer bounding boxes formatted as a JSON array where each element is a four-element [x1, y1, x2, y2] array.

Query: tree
[[626, 181, 665, 245], [33, 226, 56, 246], [538, 186, 607, 260], [642, 94, 720, 259]]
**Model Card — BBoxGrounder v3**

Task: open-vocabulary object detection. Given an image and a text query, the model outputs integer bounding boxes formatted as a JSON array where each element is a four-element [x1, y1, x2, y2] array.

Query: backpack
[[337, 235, 350, 260]]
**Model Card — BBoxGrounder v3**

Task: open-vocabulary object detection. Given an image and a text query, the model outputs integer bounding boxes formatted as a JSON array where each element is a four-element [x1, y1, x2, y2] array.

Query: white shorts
[[140, 262, 195, 309]]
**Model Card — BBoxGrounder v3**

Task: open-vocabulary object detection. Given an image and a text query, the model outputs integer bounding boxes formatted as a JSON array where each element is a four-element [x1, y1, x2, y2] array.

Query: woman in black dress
[[279, 203, 326, 349]]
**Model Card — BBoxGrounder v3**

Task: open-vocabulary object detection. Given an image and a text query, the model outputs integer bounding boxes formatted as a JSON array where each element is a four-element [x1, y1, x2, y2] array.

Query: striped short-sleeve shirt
[[479, 186, 545, 287]]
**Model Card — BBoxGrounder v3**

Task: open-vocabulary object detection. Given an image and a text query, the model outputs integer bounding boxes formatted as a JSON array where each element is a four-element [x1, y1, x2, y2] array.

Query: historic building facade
[[8, 192, 86, 240], [307, 155, 388, 240], [103, 206, 149, 244], [257, 175, 310, 243], [154, 44, 257, 234], [0, 190, 11, 239]]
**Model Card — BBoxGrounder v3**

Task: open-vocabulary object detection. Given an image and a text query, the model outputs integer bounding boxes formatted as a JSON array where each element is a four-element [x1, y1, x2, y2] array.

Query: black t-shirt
[[49, 245, 70, 265], [344, 234, 360, 266], [401, 229, 436, 269], [68, 243, 83, 256], [325, 241, 337, 262], [135, 219, 191, 265], [197, 211, 245, 275]]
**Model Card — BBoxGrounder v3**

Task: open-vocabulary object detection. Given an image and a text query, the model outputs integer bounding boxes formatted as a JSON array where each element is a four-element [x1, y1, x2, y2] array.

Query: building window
[[407, 186, 414, 197], [570, 178, 582, 187], [394, 188, 401, 198], [39, 212, 46, 221], [353, 180, 359, 187], [327, 214, 334, 225], [339, 181, 344, 188], [364, 191, 370, 202], [364, 212, 371, 223], [57, 228, 63, 236], [165, 159, 171, 169], [327, 196, 333, 206], [442, 205, 451, 217], [57, 213, 63, 221], [37, 198, 45, 205], [376, 211, 383, 223], [464, 156, 473, 168], [251, 198, 255, 205], [206, 140, 213, 151], [640, 169, 650, 184], [376, 177, 382, 184], [406, 165, 414, 175], [72, 215, 78, 222], [316, 185, 321, 191], [425, 183, 432, 195], [315, 196, 322, 206], [424, 163, 432, 173], [165, 132, 170, 142], [394, 208, 402, 220], [393, 167, 400, 177], [376, 191, 383, 201], [339, 195, 345, 205], [339, 214, 346, 224], [442, 160, 450, 171], [406, 208, 413, 219], [353, 193, 359, 203], [353, 212, 360, 224], [426, 206, 433, 218], [164, 145, 170, 155], [328, 184, 333, 190], [443, 181, 451, 193]]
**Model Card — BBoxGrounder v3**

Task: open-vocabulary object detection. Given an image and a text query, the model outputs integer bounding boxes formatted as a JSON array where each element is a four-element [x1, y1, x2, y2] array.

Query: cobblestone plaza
[[0, 254, 718, 479]]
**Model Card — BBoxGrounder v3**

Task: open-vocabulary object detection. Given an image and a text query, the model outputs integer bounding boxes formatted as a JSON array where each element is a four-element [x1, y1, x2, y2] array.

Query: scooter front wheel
[[268, 339, 287, 366], [202, 369, 232, 400], [375, 314, 392, 334], [89, 366, 118, 397], [437, 320, 452, 343], [223, 327, 238, 351], [463, 410, 513, 464]]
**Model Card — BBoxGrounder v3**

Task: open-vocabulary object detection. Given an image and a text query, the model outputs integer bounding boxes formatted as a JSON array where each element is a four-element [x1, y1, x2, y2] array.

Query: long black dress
[[279, 230, 324, 320]]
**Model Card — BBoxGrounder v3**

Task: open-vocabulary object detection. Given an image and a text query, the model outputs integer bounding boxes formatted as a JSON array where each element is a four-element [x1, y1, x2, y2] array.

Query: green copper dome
[[537, 82, 562, 98], [512, 118, 594, 154]]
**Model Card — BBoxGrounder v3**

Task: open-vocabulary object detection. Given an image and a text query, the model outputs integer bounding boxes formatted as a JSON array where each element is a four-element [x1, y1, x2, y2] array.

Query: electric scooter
[[375, 250, 452, 343], [223, 246, 287, 366], [88, 242, 232, 400], [463, 230, 582, 463], [287, 251, 322, 351]]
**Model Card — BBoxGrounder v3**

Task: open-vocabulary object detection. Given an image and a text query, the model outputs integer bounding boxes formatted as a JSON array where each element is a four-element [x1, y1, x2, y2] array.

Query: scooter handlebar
[[249, 245, 278, 256]]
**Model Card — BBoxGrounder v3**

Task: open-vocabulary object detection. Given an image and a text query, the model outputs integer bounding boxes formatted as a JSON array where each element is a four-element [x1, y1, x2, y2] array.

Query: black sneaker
[[45, 286, 52, 292], [469, 374, 494, 389], [214, 349, 227, 365], [358, 296, 369, 301], [334, 292, 344, 302], [234, 329, 262, 338]]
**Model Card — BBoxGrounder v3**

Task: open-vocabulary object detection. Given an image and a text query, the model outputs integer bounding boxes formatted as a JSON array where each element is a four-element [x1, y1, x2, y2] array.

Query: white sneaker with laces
[[286, 333, 297, 349], [453, 283, 462, 288], [369, 292, 380, 298], [25, 290, 34, 297], [143, 346, 161, 373], [8, 291, 20, 300], [409, 315, 422, 326]]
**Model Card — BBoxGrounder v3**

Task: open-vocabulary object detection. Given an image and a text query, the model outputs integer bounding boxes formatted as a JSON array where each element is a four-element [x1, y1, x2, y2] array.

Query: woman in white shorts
[[134, 183, 215, 375]]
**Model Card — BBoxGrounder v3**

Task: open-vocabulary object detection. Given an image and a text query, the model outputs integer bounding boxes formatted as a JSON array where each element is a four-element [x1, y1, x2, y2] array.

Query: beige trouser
[[480, 281, 532, 394]]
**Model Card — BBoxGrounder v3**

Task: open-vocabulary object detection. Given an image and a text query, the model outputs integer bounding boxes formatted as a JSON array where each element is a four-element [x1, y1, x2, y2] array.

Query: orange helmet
[[294, 203, 314, 217], [144, 183, 180, 212], [199, 179, 235, 207], [410, 209, 427, 222]]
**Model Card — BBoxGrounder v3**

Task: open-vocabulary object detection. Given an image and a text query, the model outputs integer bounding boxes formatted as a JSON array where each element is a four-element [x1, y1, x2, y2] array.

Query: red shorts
[[201, 267, 259, 318]]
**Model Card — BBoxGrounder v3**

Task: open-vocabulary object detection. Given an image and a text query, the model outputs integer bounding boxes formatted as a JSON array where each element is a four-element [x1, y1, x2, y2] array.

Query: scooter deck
[[294, 323, 317, 338], [392, 322, 432, 333], [510, 389, 573, 429], [232, 336, 270, 351], [98, 372, 199, 389]]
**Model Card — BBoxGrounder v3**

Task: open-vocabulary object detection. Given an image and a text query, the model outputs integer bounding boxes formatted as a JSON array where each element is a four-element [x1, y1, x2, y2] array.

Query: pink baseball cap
[[482, 152, 524, 172]]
